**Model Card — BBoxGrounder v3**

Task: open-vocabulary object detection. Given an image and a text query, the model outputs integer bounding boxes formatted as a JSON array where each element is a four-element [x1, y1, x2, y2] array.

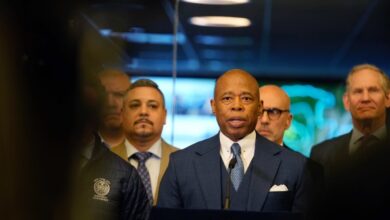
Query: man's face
[[343, 68, 390, 125], [122, 87, 166, 141], [211, 71, 261, 141], [256, 86, 292, 145], [99, 74, 130, 129]]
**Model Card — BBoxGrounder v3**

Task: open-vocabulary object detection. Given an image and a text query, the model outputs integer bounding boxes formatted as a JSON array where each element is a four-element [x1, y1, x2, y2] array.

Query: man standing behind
[[98, 68, 131, 147], [111, 79, 178, 206], [158, 69, 310, 213], [310, 64, 390, 178], [256, 85, 292, 147]]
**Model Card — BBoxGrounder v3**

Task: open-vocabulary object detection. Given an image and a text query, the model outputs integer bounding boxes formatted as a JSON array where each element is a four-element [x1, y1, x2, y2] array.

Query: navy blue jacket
[[157, 132, 311, 213], [72, 135, 150, 220]]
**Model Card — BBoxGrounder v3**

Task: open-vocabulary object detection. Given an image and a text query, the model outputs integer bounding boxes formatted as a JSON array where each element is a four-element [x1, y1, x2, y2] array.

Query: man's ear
[[385, 91, 390, 108], [163, 108, 167, 124], [343, 92, 350, 112], [210, 99, 216, 115]]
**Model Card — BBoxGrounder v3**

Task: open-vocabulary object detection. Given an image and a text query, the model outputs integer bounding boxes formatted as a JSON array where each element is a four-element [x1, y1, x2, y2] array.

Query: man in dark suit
[[310, 64, 390, 218], [310, 64, 390, 179], [157, 69, 311, 213]]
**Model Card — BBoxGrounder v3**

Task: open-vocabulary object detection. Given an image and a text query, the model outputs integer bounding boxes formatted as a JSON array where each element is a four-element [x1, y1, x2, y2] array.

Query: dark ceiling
[[81, 0, 390, 80]]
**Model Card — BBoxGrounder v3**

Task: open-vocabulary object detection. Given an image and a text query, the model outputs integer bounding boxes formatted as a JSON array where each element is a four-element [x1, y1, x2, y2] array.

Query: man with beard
[[98, 69, 131, 147], [111, 79, 178, 206]]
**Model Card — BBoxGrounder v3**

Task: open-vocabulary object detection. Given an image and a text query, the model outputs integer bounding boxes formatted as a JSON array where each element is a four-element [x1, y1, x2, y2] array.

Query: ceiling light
[[182, 0, 249, 5], [190, 16, 251, 27]]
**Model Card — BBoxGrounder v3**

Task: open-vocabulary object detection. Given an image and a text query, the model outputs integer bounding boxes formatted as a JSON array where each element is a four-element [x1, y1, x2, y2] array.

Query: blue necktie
[[230, 143, 244, 191], [132, 152, 153, 205]]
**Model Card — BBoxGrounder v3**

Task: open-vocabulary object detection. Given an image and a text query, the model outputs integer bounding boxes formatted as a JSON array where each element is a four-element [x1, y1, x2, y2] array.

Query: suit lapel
[[247, 134, 281, 211], [194, 135, 222, 209], [110, 141, 128, 161], [155, 140, 177, 205]]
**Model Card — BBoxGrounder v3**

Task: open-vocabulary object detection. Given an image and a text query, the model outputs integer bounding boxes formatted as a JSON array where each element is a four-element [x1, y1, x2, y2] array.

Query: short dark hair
[[126, 79, 166, 107]]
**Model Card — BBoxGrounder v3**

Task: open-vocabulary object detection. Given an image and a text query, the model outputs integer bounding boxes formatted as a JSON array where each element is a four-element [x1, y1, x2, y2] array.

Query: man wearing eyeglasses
[[256, 85, 292, 146]]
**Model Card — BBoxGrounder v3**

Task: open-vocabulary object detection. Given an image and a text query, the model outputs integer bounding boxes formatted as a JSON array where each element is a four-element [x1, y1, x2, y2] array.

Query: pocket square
[[269, 184, 288, 192]]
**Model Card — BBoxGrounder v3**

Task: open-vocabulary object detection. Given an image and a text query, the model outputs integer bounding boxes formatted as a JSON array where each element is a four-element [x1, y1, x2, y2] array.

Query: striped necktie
[[132, 152, 153, 205]]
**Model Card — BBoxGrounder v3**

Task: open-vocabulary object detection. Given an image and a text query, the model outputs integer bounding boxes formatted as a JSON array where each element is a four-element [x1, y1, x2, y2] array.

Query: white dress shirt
[[125, 139, 162, 198], [219, 131, 256, 173]]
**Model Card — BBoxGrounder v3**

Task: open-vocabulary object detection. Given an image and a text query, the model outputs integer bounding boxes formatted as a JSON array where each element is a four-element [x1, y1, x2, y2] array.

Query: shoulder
[[311, 132, 351, 156], [161, 139, 180, 153], [169, 134, 219, 160]]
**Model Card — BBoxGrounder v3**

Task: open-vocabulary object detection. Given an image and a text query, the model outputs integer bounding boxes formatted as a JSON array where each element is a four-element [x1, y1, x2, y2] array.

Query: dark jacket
[[72, 135, 150, 220], [158, 132, 311, 213]]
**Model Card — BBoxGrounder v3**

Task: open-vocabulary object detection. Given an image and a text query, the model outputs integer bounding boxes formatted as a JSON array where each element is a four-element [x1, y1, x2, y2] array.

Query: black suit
[[310, 132, 351, 181], [310, 132, 390, 219]]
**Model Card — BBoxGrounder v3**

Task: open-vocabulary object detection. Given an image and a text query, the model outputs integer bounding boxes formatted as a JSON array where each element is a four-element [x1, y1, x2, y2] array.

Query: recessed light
[[189, 16, 251, 27], [182, 0, 249, 5]]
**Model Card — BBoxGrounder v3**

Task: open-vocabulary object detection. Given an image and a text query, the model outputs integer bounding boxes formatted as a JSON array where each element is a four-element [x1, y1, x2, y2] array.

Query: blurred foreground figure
[[98, 69, 131, 147], [70, 74, 150, 220]]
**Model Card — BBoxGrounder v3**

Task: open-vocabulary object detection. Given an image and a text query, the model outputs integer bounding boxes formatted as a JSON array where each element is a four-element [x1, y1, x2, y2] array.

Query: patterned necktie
[[230, 143, 244, 191], [132, 152, 153, 205]]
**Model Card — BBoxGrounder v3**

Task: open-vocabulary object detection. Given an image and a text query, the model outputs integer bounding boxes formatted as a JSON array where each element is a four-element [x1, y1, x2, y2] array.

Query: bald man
[[158, 69, 311, 213], [256, 85, 292, 146], [98, 69, 131, 147]]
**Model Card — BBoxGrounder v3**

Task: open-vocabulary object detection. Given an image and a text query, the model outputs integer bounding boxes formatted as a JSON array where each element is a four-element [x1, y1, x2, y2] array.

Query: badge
[[92, 178, 111, 201]]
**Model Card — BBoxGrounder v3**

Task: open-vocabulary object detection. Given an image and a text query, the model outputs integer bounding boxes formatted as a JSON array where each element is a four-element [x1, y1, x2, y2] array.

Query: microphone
[[224, 157, 237, 210]]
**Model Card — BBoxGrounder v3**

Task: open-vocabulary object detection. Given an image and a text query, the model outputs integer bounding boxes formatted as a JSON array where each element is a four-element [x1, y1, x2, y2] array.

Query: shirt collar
[[125, 138, 162, 159], [219, 130, 256, 155], [351, 125, 387, 145]]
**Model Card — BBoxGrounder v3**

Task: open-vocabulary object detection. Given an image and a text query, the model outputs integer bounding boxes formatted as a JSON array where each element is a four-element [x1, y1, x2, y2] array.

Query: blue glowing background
[[133, 77, 352, 157]]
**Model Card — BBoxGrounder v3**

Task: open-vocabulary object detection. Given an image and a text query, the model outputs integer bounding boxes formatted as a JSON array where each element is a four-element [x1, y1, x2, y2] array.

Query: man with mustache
[[158, 69, 311, 214], [111, 79, 178, 206], [98, 68, 131, 147], [256, 85, 292, 147], [311, 64, 390, 179]]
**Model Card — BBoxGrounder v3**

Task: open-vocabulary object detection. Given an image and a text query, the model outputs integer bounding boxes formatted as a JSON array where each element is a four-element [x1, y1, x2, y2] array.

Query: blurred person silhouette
[[158, 69, 312, 214], [97, 68, 131, 147], [111, 79, 178, 206], [70, 73, 150, 220]]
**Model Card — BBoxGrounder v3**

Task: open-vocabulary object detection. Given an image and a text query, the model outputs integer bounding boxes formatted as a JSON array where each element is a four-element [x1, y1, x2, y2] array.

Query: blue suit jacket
[[157, 132, 310, 213]]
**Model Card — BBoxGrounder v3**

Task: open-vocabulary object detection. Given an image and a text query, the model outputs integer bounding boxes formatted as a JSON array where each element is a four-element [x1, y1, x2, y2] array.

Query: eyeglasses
[[260, 108, 290, 120]]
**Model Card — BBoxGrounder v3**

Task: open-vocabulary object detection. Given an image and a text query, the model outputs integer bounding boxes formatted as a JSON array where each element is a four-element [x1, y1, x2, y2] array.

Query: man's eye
[[222, 96, 233, 103], [129, 103, 140, 108], [270, 109, 281, 115], [241, 96, 253, 102], [149, 104, 158, 109]]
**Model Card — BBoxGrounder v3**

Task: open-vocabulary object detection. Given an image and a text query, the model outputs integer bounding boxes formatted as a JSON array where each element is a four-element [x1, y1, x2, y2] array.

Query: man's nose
[[231, 97, 244, 111]]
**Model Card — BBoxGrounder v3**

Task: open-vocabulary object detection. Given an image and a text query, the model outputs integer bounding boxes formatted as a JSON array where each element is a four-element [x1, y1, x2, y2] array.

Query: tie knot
[[133, 152, 153, 162], [231, 143, 241, 156]]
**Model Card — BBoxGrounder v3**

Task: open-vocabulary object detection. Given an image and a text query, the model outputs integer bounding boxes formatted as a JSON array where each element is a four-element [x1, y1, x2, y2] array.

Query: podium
[[149, 207, 303, 220]]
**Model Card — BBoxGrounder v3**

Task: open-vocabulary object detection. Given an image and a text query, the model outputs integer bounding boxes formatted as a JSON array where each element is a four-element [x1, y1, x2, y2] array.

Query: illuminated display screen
[[133, 77, 352, 157]]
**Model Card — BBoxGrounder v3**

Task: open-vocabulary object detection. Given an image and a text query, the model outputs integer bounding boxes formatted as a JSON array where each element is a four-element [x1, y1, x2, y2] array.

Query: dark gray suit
[[157, 132, 311, 213]]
